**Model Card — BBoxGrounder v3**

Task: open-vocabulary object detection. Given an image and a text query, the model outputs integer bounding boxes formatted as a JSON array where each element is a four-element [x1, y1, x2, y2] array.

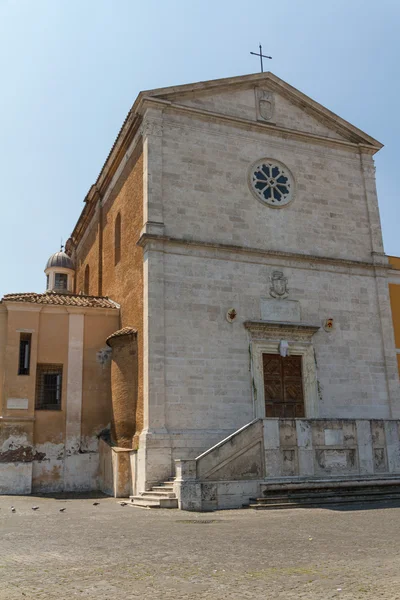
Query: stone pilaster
[[141, 107, 164, 227]]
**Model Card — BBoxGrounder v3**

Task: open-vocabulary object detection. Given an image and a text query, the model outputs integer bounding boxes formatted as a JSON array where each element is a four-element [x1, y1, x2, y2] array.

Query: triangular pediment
[[137, 72, 382, 149]]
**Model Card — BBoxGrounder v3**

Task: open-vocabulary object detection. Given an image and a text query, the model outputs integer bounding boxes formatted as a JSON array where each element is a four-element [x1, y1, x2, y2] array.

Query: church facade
[[1, 72, 400, 508]]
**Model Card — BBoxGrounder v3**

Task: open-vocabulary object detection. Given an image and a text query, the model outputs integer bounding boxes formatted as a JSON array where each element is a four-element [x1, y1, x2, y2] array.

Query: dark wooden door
[[263, 353, 304, 418]]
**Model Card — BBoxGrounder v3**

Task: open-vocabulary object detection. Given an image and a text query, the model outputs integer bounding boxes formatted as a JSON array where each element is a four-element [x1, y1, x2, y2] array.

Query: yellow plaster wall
[[34, 311, 69, 445], [388, 256, 400, 271], [388, 256, 400, 376], [3, 309, 40, 420], [389, 283, 400, 349]]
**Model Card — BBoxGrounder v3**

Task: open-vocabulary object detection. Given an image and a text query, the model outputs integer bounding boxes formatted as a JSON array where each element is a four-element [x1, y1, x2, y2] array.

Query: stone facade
[[66, 72, 400, 494], [130, 74, 400, 489], [3, 72, 399, 501]]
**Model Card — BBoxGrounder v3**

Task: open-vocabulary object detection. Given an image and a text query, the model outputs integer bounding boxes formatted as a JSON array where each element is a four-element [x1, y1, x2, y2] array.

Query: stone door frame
[[244, 321, 320, 420]]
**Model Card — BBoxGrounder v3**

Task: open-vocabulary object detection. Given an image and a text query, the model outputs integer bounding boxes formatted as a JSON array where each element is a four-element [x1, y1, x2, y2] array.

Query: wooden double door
[[263, 353, 305, 418]]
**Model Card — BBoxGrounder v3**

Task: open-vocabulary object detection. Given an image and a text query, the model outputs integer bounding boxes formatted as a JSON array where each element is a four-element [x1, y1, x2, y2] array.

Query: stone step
[[260, 477, 400, 493], [262, 484, 400, 495], [260, 487, 400, 502], [152, 486, 174, 493], [130, 495, 178, 509], [250, 492, 400, 510], [140, 491, 176, 498]]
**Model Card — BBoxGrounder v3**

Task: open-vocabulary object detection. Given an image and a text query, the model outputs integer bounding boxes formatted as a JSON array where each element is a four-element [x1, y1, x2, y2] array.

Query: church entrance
[[262, 353, 305, 418]]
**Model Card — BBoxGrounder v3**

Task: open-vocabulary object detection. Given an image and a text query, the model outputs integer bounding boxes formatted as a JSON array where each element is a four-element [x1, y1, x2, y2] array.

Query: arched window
[[114, 212, 121, 266], [84, 264, 90, 295]]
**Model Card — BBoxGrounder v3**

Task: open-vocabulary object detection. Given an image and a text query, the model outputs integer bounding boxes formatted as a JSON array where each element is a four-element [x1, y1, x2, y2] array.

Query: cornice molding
[[136, 71, 382, 148], [137, 233, 389, 273], [143, 96, 380, 154], [70, 115, 142, 247], [4, 303, 42, 313], [244, 320, 320, 341]]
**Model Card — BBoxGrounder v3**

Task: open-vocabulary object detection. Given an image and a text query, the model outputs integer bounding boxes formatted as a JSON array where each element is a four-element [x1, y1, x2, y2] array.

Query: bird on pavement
[[59, 507, 66, 512], [11, 507, 16, 512], [93, 502, 100, 506], [31, 506, 39, 511]]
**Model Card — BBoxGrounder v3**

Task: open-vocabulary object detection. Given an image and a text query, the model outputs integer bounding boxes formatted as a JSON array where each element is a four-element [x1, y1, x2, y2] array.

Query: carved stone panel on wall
[[261, 298, 301, 322], [255, 88, 275, 123]]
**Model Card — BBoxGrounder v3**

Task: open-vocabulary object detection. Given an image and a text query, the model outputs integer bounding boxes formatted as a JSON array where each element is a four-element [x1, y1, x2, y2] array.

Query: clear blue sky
[[1, 0, 399, 297]]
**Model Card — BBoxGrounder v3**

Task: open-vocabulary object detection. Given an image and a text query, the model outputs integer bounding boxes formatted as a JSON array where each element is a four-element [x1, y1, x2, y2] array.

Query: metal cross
[[250, 44, 272, 73]]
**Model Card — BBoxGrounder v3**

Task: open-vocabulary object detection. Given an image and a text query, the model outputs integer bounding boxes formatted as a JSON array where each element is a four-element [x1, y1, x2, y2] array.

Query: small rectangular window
[[54, 273, 68, 290], [35, 364, 63, 410], [18, 333, 31, 375]]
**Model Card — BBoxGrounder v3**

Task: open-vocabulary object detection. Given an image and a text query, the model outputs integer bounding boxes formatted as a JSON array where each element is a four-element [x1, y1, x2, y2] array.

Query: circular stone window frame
[[248, 158, 296, 209]]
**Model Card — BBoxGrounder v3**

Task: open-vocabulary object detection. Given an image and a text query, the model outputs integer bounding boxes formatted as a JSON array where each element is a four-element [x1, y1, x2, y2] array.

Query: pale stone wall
[[161, 247, 392, 424], [138, 88, 399, 487], [160, 110, 381, 261], [176, 86, 346, 140]]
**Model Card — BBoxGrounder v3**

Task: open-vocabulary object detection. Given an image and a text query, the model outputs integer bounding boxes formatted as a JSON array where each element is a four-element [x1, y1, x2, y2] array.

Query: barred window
[[35, 364, 63, 410], [18, 333, 31, 375]]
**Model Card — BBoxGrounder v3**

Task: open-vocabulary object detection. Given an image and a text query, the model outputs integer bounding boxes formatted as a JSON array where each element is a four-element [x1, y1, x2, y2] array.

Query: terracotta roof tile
[[2, 292, 119, 309], [106, 327, 137, 346]]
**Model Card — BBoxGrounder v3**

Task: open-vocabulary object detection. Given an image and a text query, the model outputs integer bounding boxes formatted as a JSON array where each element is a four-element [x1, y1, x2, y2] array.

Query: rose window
[[249, 160, 294, 207]]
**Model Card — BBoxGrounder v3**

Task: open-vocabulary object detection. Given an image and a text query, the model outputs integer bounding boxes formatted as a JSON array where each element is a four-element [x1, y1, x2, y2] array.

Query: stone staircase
[[130, 479, 178, 509], [249, 478, 400, 510]]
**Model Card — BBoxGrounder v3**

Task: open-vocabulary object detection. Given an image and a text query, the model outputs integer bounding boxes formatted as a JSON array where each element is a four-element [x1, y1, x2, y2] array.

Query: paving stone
[[1, 494, 400, 599]]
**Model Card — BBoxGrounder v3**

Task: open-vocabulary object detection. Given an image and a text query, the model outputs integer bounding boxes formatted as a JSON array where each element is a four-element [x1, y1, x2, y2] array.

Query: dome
[[45, 251, 74, 271]]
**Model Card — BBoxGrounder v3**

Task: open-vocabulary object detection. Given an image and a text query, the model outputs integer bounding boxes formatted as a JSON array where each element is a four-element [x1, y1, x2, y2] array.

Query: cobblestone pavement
[[1, 495, 400, 600]]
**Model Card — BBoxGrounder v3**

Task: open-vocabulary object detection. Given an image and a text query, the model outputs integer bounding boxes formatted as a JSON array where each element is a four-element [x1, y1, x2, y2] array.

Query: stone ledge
[[137, 233, 387, 272]]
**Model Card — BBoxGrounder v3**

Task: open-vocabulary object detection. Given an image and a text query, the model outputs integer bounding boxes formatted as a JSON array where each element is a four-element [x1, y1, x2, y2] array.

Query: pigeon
[[59, 507, 66, 512], [31, 506, 39, 511], [119, 501, 127, 506], [93, 502, 100, 506], [11, 507, 15, 512]]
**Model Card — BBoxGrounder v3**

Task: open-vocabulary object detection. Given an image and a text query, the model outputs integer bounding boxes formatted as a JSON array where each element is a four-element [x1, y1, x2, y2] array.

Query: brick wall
[[75, 144, 144, 440]]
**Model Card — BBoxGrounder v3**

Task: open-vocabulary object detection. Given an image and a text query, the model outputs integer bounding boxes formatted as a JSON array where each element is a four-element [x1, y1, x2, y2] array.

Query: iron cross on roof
[[250, 44, 272, 73]]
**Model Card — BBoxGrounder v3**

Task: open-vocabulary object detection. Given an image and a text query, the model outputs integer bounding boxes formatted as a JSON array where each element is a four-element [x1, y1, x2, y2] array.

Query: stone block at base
[[0, 462, 32, 495]]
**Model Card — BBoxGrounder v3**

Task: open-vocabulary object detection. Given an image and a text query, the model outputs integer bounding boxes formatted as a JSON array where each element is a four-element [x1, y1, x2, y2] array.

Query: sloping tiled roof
[[2, 292, 119, 309], [106, 327, 137, 346]]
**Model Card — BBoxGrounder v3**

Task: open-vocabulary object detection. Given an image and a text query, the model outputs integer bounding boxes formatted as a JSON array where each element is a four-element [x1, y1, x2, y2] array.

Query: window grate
[[35, 364, 63, 410], [18, 333, 31, 375]]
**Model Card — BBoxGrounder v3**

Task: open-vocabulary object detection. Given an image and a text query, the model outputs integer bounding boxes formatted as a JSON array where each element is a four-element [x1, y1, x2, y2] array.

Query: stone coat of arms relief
[[256, 89, 275, 122], [269, 270, 289, 300]]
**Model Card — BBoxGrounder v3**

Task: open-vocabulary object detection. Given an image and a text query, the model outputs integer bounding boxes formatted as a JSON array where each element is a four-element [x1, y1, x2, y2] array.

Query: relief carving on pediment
[[255, 88, 275, 123]]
